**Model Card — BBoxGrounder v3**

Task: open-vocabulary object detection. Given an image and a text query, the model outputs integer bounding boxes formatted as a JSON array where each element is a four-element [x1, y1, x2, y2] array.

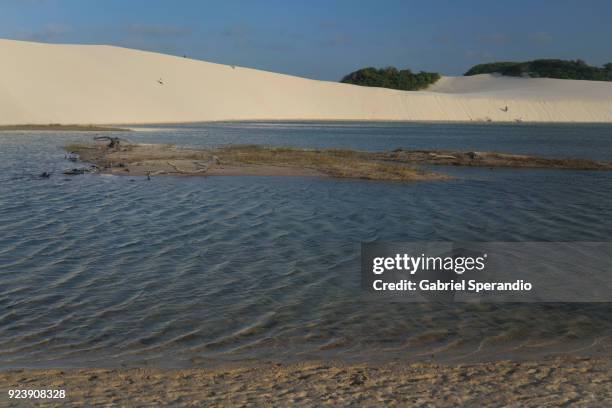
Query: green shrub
[[464, 62, 520, 76], [340, 66, 441, 91], [464, 59, 612, 81]]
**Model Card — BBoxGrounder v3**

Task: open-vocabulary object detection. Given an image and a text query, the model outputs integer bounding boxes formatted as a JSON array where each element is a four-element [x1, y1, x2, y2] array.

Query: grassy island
[[65, 140, 446, 182], [63, 139, 612, 181]]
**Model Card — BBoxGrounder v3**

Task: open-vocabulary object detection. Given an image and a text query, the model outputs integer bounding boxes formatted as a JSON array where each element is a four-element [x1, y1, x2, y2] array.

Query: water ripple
[[1, 124, 611, 368]]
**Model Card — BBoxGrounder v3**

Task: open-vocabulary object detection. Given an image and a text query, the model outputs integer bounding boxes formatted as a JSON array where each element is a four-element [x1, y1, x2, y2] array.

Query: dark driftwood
[[63, 166, 99, 175], [94, 136, 126, 149]]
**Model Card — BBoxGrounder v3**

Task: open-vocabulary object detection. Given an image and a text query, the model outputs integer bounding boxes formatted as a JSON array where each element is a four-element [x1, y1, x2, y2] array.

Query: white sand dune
[[1, 38, 612, 125]]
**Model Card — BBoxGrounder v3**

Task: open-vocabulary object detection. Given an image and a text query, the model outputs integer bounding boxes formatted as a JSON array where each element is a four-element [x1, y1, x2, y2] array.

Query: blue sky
[[1, 0, 610, 80]]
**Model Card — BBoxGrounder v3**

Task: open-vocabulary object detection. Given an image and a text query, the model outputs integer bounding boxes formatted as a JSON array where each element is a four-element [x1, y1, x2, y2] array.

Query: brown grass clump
[[214, 145, 436, 181], [380, 149, 612, 170]]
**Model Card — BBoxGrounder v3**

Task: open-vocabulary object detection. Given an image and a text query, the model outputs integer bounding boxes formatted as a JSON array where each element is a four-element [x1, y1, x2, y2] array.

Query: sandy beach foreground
[[1, 357, 609, 407]]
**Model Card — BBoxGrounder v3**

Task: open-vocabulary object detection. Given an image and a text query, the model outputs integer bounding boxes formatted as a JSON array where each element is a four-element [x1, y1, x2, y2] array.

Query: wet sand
[[1, 357, 610, 407]]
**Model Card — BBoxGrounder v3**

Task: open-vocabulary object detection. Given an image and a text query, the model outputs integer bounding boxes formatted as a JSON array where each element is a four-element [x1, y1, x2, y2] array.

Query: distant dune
[[1, 39, 612, 125]]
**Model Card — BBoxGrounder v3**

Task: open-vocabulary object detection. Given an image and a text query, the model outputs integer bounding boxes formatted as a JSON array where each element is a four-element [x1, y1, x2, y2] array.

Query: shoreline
[[0, 124, 130, 132], [5, 119, 612, 129], [2, 357, 609, 407]]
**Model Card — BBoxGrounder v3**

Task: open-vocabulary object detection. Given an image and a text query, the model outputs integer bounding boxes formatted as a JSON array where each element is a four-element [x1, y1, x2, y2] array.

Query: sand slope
[[1, 38, 612, 125]]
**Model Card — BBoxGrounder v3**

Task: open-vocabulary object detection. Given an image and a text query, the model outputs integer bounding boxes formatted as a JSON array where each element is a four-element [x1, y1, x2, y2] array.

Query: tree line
[[340, 59, 612, 90], [464, 59, 612, 81]]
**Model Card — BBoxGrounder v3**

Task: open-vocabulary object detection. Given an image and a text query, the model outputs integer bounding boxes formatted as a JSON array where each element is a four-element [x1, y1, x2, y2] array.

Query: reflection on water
[[0, 122, 611, 368]]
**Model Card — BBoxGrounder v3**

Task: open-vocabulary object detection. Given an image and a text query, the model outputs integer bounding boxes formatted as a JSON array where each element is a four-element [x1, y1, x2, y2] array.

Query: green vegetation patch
[[465, 59, 612, 81], [340, 67, 441, 91]]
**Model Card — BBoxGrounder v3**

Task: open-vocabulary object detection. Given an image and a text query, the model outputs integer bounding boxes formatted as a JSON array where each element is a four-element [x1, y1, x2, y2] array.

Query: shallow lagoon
[[1, 122, 611, 368]]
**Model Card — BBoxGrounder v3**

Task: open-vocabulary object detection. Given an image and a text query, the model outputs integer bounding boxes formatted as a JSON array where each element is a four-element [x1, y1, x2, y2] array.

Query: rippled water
[[1, 122, 611, 368]]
